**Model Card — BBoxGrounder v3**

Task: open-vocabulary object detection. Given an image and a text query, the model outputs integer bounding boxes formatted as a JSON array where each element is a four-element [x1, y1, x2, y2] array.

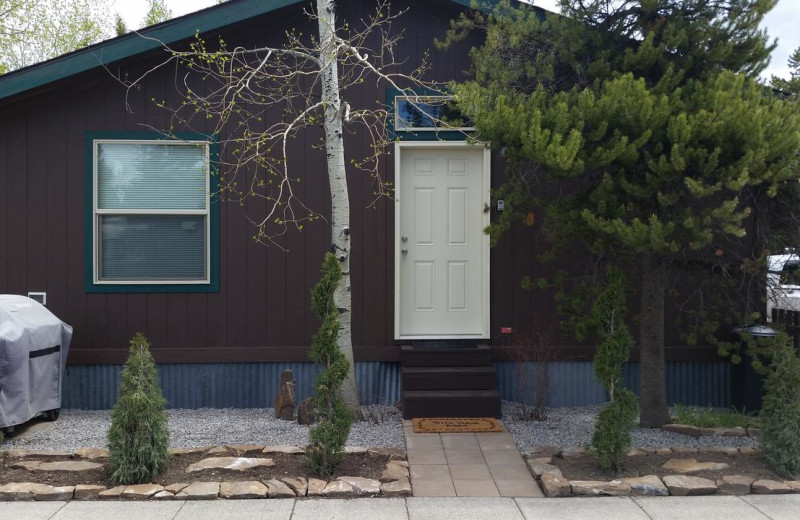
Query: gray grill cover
[[0, 295, 72, 428]]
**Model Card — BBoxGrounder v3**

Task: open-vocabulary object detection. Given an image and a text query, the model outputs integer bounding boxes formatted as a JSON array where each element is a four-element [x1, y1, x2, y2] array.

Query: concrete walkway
[[4, 496, 800, 520], [404, 420, 543, 497]]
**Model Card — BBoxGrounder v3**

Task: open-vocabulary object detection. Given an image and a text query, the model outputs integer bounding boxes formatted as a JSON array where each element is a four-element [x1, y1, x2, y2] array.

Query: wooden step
[[403, 390, 501, 419], [402, 366, 497, 391], [400, 344, 492, 367]]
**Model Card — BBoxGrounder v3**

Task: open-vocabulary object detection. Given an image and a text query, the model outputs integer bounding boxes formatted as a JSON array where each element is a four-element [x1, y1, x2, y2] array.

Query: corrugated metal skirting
[[63, 360, 731, 410], [62, 362, 401, 410], [494, 361, 732, 408]]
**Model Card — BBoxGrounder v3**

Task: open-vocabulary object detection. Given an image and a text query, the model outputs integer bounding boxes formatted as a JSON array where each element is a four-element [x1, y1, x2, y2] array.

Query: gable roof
[[0, 0, 512, 102]]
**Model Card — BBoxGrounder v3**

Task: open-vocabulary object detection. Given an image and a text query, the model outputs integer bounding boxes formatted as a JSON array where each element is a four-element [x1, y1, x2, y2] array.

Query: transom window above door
[[86, 134, 219, 292], [394, 95, 475, 132]]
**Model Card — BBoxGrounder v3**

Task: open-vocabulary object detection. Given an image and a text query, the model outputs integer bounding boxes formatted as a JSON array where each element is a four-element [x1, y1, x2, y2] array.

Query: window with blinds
[[93, 140, 210, 284]]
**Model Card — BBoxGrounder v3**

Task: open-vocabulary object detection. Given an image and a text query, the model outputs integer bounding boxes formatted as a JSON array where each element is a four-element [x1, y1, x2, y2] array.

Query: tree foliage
[[306, 253, 353, 477], [760, 333, 800, 478], [772, 46, 800, 95], [107, 332, 170, 485], [0, 0, 113, 73], [589, 267, 638, 472], [142, 0, 171, 28], [447, 0, 800, 427]]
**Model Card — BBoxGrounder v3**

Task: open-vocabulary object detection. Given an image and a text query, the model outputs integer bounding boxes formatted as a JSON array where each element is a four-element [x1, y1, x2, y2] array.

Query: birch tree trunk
[[316, 0, 362, 417]]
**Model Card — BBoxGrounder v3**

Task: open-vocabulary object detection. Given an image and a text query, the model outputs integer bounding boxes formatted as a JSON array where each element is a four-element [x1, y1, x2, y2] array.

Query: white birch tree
[[123, 0, 445, 415]]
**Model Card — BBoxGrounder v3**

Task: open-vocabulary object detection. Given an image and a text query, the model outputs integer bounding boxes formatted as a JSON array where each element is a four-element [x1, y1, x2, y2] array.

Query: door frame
[[393, 141, 491, 340]]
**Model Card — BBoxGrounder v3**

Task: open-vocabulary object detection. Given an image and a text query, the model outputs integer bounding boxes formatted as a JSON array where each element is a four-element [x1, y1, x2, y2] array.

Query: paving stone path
[[403, 419, 543, 497]]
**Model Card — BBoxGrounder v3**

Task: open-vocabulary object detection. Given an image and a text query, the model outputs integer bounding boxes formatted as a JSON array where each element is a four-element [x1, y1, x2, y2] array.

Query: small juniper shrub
[[107, 332, 170, 485], [306, 253, 353, 477], [589, 267, 639, 473], [760, 333, 800, 478]]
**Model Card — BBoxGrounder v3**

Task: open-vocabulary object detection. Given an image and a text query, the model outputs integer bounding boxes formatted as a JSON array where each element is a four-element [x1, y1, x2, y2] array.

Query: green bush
[[591, 388, 638, 471], [672, 404, 754, 429], [589, 267, 639, 472], [107, 332, 170, 485], [305, 253, 353, 477], [760, 334, 800, 478]]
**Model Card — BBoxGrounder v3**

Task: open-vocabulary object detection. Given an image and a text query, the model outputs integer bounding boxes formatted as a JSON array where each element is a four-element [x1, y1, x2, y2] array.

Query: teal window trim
[[386, 87, 472, 142], [84, 131, 220, 293]]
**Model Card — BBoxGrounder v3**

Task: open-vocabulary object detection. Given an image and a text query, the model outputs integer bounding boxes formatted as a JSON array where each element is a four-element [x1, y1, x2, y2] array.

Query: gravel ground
[[4, 401, 760, 454], [2, 405, 404, 452], [501, 401, 760, 452]]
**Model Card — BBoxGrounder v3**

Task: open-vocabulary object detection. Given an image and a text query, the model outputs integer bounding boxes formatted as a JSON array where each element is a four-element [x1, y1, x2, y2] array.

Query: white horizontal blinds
[[94, 140, 210, 283], [99, 216, 206, 280], [97, 143, 207, 210]]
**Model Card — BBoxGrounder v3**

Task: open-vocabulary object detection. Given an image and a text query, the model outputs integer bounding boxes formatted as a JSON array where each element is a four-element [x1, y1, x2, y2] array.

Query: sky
[[113, 0, 799, 81]]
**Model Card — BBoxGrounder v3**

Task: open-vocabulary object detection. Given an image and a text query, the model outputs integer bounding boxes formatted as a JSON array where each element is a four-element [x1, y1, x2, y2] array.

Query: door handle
[[401, 248, 408, 255], [401, 236, 408, 242]]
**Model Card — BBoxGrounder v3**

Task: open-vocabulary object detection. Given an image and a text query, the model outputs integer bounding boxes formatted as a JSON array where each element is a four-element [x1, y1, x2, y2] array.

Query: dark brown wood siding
[[0, 0, 721, 365]]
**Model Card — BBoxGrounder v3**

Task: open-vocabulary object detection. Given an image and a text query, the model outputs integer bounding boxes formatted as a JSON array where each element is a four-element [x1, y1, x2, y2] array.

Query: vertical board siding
[[62, 361, 402, 409]]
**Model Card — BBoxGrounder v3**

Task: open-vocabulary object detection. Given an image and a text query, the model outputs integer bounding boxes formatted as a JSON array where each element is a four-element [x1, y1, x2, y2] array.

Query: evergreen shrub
[[589, 267, 639, 472], [760, 334, 800, 478], [306, 253, 353, 476], [107, 332, 170, 485]]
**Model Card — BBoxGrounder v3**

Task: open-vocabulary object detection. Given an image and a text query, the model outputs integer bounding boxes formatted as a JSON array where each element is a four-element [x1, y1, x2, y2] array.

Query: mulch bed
[[0, 452, 389, 488], [552, 452, 784, 482]]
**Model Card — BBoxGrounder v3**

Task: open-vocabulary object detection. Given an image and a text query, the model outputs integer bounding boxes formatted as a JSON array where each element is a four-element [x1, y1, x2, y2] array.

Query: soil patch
[[0, 452, 389, 488], [552, 452, 784, 482]]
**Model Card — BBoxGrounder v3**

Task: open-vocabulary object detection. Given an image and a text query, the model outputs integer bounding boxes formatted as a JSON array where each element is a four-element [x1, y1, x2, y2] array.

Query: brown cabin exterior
[[0, 0, 729, 409]]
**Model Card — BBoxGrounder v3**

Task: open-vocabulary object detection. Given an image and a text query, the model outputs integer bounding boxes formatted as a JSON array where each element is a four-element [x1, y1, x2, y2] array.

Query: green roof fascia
[[0, 0, 302, 101]]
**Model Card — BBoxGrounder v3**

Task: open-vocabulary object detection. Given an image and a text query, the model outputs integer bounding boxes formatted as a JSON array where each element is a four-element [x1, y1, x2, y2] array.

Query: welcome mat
[[412, 417, 503, 433]]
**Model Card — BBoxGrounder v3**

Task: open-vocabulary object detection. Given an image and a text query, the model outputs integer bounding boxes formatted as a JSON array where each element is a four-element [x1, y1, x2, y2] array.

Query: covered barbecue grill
[[0, 294, 72, 430]]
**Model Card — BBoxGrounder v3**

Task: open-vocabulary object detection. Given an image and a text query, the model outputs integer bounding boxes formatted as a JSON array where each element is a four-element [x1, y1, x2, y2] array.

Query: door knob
[[401, 248, 408, 255], [401, 236, 408, 242]]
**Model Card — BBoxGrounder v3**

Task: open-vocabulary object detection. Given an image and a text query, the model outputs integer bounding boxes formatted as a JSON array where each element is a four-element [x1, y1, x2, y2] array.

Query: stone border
[[0, 446, 410, 502], [661, 424, 761, 438], [524, 445, 798, 498]]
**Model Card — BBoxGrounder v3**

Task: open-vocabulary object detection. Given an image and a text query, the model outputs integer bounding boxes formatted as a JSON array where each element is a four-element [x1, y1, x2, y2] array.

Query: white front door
[[395, 143, 490, 339]]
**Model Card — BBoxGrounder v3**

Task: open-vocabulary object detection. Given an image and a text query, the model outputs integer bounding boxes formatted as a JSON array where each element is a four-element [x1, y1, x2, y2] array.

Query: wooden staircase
[[401, 344, 501, 419]]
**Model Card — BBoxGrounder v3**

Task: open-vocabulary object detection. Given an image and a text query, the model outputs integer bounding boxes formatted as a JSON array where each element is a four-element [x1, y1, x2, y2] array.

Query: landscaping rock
[[152, 491, 175, 500], [35, 486, 75, 501], [661, 458, 729, 473], [207, 446, 230, 456], [381, 478, 411, 497], [307, 478, 327, 496], [274, 369, 296, 420], [747, 427, 761, 438], [262, 445, 304, 455], [13, 460, 104, 472], [185, 457, 275, 473], [655, 448, 673, 455], [672, 447, 699, 454], [6, 449, 72, 460], [98, 486, 126, 499], [281, 477, 308, 496], [529, 445, 562, 459], [170, 446, 212, 457], [662, 424, 702, 437], [622, 475, 668, 496], [337, 476, 381, 496], [698, 446, 739, 456], [716, 427, 746, 437], [527, 460, 563, 478], [219, 481, 268, 499], [627, 449, 648, 457], [0, 483, 50, 501], [265, 479, 296, 498], [322, 480, 355, 497], [530, 457, 553, 464], [122, 484, 164, 499], [176, 482, 220, 500], [368, 447, 405, 460], [739, 447, 759, 455], [74, 484, 106, 500], [344, 446, 368, 454], [663, 475, 717, 496], [752, 480, 792, 494], [785, 481, 800, 492], [297, 397, 316, 425], [165, 483, 189, 494], [570, 480, 630, 496], [8, 461, 42, 471], [225, 445, 264, 456], [561, 447, 587, 458], [717, 475, 754, 495], [380, 463, 410, 482], [73, 447, 108, 460], [540, 474, 571, 497]]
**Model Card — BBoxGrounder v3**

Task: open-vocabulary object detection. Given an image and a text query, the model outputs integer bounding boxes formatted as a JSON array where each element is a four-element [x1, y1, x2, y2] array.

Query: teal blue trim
[[386, 87, 471, 142], [0, 0, 302, 101], [84, 131, 220, 294]]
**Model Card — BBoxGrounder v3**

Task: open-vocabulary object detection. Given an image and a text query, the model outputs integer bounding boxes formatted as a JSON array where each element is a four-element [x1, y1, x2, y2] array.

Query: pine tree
[[305, 253, 353, 476], [107, 333, 170, 485], [448, 0, 800, 427], [772, 46, 800, 95]]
